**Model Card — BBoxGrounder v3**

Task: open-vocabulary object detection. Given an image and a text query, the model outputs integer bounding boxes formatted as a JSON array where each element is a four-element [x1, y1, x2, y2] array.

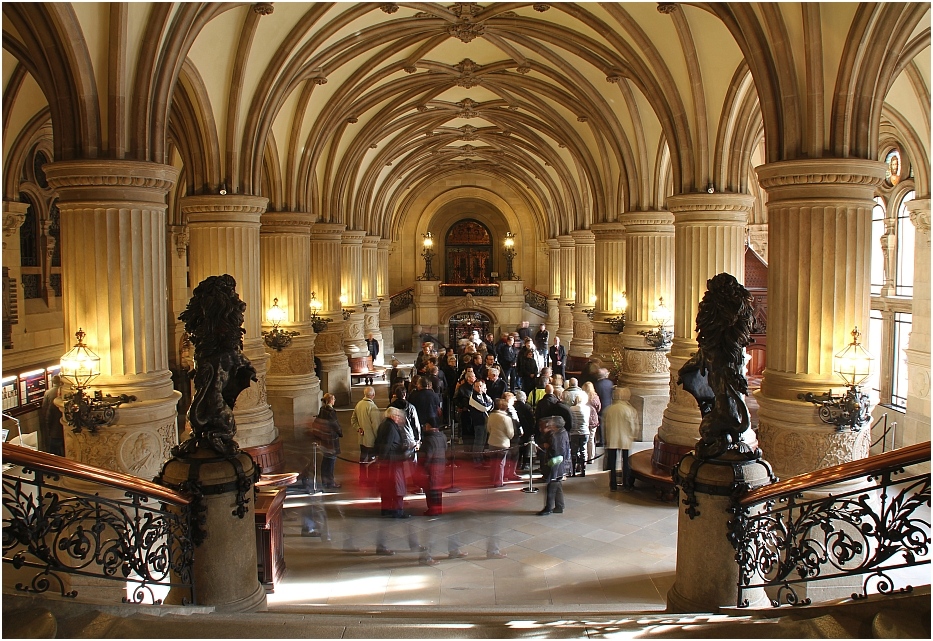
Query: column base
[[266, 374, 321, 440], [755, 391, 871, 479]]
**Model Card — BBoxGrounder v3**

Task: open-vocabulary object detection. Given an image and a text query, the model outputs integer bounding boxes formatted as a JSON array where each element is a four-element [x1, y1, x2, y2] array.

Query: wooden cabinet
[[254, 487, 286, 591]]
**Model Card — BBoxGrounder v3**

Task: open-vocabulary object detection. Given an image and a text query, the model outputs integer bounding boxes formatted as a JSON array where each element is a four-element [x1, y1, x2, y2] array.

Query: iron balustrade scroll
[[524, 288, 549, 314], [2, 443, 196, 604], [730, 441, 930, 608], [389, 287, 414, 315]]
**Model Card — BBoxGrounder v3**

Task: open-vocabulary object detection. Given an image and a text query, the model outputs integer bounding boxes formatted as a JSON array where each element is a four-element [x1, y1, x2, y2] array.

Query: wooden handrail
[[2, 442, 191, 506], [738, 440, 930, 508]]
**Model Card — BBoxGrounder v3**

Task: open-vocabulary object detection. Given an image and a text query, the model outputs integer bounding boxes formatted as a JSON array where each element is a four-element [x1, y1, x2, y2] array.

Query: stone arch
[[168, 59, 222, 195]]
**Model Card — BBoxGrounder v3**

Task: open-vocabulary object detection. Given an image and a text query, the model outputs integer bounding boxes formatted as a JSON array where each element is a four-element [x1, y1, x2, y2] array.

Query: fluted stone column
[[902, 199, 930, 447], [377, 239, 395, 358], [569, 229, 596, 358], [615, 211, 675, 441], [659, 195, 752, 452], [167, 224, 192, 432], [182, 194, 277, 450], [45, 161, 181, 475], [362, 235, 384, 365], [340, 230, 367, 358], [260, 211, 321, 437], [754, 160, 884, 479], [3, 201, 29, 352], [590, 222, 626, 363], [556, 235, 575, 347], [310, 222, 350, 405], [546, 238, 561, 332]]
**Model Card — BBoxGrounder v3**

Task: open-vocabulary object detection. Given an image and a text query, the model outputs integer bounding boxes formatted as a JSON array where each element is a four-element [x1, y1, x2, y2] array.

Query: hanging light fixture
[[799, 327, 874, 431], [60, 329, 135, 434], [262, 298, 299, 351]]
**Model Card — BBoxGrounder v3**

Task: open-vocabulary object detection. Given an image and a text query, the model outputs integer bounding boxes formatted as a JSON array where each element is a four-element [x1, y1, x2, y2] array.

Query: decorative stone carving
[[623, 348, 670, 374], [120, 430, 163, 479], [756, 420, 870, 477], [172, 226, 189, 258], [3, 211, 26, 243], [267, 347, 314, 376], [455, 59, 482, 88]]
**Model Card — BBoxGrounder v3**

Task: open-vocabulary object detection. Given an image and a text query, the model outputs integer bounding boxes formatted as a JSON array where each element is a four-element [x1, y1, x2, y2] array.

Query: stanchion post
[[445, 436, 461, 493], [309, 442, 323, 494], [521, 438, 538, 493]]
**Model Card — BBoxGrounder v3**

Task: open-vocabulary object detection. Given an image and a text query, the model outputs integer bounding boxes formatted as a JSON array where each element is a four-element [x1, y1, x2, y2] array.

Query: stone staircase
[[4, 587, 928, 638]]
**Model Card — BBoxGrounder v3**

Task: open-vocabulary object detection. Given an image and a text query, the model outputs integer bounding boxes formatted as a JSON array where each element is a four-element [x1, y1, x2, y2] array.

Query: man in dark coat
[[548, 336, 566, 379], [593, 368, 614, 444], [38, 375, 65, 456], [375, 407, 411, 518], [537, 416, 571, 516], [496, 335, 517, 391], [419, 423, 448, 516], [486, 367, 507, 402], [534, 384, 572, 434], [468, 379, 493, 466], [365, 333, 380, 385], [534, 324, 549, 364], [410, 377, 441, 431]]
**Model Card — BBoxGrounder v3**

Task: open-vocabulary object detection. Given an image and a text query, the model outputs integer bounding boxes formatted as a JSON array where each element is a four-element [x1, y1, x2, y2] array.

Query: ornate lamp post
[[308, 291, 332, 333], [799, 327, 874, 431], [418, 231, 437, 280], [503, 231, 517, 280]]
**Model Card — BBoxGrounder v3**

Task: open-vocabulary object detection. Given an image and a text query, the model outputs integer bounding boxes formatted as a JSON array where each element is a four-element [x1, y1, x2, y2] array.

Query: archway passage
[[445, 219, 492, 285], [448, 311, 492, 348]]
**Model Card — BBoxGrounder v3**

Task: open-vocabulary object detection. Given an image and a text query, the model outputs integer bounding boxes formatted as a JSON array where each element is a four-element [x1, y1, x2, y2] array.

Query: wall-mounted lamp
[[418, 231, 437, 280], [799, 327, 873, 431], [639, 297, 673, 349], [341, 308, 354, 321], [60, 329, 135, 434], [606, 292, 628, 332], [262, 298, 299, 351], [308, 292, 332, 333], [503, 231, 518, 280]]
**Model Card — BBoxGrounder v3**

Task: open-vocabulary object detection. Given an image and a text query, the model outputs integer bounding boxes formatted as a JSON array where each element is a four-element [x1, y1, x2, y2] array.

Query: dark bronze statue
[[175, 274, 257, 457], [678, 272, 758, 460]]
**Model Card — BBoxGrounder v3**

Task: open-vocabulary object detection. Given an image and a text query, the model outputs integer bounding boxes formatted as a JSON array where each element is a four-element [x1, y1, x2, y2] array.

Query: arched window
[[445, 219, 492, 284]]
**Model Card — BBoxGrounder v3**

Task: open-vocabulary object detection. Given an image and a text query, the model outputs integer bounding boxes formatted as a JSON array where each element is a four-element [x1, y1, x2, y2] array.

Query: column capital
[[3, 201, 29, 241], [180, 194, 268, 218], [310, 221, 346, 240], [619, 210, 675, 231], [45, 160, 178, 204], [755, 159, 885, 201], [362, 235, 380, 248], [666, 193, 753, 225], [260, 211, 314, 234], [377, 238, 392, 251], [341, 229, 367, 244], [546, 237, 561, 250], [570, 228, 595, 245], [590, 221, 626, 240], [557, 234, 575, 248], [906, 198, 931, 246]]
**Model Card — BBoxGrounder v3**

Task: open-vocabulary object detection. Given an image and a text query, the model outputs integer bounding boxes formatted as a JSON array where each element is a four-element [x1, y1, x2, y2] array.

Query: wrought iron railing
[[731, 441, 930, 608], [389, 286, 414, 315], [524, 287, 549, 314], [2, 443, 196, 604], [870, 412, 897, 453]]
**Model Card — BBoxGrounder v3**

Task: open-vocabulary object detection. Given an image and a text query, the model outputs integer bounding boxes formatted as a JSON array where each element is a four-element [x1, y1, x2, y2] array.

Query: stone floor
[[271, 377, 679, 610]]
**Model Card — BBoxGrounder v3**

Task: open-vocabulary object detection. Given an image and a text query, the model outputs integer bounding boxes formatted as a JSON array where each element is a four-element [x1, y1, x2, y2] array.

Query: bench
[[349, 355, 386, 385]]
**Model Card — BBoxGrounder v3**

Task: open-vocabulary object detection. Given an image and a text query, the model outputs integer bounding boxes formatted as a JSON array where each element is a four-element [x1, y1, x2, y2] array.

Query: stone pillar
[[310, 222, 350, 405], [667, 451, 773, 612], [659, 195, 752, 454], [181, 195, 277, 450], [362, 235, 384, 365], [754, 160, 883, 479], [340, 230, 367, 359], [413, 279, 442, 334], [556, 235, 575, 347], [260, 211, 321, 439], [545, 238, 561, 332], [45, 160, 181, 475], [590, 222, 626, 365], [376, 239, 394, 358], [2, 201, 29, 351], [569, 229, 596, 359], [617, 211, 675, 441], [167, 224, 192, 432], [903, 199, 930, 447]]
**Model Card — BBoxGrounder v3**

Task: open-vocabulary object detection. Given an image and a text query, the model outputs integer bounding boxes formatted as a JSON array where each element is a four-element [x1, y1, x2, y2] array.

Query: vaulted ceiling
[[3, 3, 930, 242]]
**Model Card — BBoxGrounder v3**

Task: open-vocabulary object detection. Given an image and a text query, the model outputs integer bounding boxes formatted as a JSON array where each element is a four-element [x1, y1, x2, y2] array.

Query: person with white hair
[[374, 406, 411, 518], [351, 386, 382, 486], [563, 387, 592, 476], [602, 386, 639, 491]]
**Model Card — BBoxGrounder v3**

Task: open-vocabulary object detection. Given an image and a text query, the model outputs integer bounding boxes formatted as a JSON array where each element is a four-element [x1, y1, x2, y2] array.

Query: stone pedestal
[[413, 280, 443, 328], [667, 451, 774, 613], [158, 449, 266, 612], [754, 160, 884, 479], [265, 333, 320, 439], [499, 279, 525, 329]]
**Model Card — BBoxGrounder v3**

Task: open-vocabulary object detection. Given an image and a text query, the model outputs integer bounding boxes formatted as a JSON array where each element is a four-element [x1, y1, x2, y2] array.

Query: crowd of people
[[302, 322, 639, 523]]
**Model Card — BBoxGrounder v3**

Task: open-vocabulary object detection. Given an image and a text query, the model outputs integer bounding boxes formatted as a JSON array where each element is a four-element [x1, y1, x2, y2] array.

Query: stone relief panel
[[364, 313, 380, 330], [120, 429, 163, 479], [756, 420, 871, 477], [235, 371, 268, 409], [344, 319, 364, 340], [67, 430, 124, 473], [267, 346, 314, 375], [315, 330, 344, 354], [622, 348, 670, 374]]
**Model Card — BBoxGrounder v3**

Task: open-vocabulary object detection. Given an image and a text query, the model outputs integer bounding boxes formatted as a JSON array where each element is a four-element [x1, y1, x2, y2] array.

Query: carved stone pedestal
[[667, 451, 775, 613], [158, 448, 266, 612]]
